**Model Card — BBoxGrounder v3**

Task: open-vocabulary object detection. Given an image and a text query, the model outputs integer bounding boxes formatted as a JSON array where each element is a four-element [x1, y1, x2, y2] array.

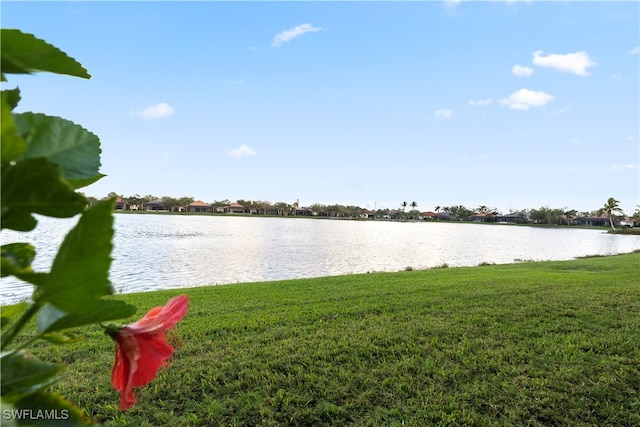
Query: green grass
[[18, 253, 640, 426]]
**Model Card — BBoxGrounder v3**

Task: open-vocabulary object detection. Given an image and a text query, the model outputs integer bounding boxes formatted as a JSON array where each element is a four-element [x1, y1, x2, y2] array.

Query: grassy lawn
[[21, 253, 640, 426]]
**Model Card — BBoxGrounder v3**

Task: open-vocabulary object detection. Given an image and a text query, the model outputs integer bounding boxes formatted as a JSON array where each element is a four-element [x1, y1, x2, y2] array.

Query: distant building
[[573, 213, 614, 227], [186, 200, 213, 213], [114, 197, 129, 211], [143, 199, 168, 211], [225, 203, 248, 214]]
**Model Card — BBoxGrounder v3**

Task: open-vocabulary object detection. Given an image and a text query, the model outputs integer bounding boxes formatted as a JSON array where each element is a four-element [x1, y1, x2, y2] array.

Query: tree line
[[88, 193, 637, 229]]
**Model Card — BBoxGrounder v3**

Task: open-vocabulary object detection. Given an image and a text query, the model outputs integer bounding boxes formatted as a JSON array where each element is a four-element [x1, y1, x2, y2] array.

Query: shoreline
[[112, 210, 639, 233], [3, 251, 638, 307]]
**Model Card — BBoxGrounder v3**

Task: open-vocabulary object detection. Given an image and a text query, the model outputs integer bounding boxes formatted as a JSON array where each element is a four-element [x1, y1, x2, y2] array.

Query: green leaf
[[36, 200, 115, 312], [0, 29, 90, 79], [10, 273, 49, 292], [0, 350, 62, 403], [37, 301, 136, 334], [1, 89, 26, 164], [1, 243, 35, 278], [0, 209, 37, 232], [1, 158, 87, 231], [13, 391, 95, 426], [14, 113, 104, 189], [1, 303, 29, 330], [2, 88, 22, 110], [39, 331, 85, 345]]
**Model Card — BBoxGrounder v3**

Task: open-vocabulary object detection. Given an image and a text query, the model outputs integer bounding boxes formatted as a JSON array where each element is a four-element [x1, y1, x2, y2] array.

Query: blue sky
[[3, 1, 639, 214]]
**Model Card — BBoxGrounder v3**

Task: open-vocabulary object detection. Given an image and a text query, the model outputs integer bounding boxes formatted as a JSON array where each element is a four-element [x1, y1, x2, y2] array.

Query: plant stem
[[1, 302, 40, 349]]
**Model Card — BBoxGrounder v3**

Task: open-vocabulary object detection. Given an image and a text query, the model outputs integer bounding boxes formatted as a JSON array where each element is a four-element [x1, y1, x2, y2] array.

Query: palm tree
[[600, 197, 624, 231], [632, 205, 640, 227], [564, 209, 578, 226], [409, 201, 418, 220]]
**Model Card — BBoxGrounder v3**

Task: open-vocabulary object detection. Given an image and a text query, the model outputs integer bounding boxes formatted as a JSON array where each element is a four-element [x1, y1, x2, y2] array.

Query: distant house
[[360, 210, 375, 219], [495, 211, 529, 224], [114, 197, 129, 211], [225, 203, 248, 214], [294, 207, 314, 216], [389, 210, 401, 220], [469, 213, 487, 222], [263, 207, 281, 216], [143, 199, 168, 211], [421, 211, 439, 220], [573, 213, 613, 227], [186, 200, 213, 213]]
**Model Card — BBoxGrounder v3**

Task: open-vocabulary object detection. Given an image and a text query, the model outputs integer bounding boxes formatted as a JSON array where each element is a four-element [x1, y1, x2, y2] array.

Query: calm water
[[2, 214, 639, 304]]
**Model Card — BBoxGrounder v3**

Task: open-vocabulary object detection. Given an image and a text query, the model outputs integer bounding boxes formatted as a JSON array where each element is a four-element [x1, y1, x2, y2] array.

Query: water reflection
[[2, 214, 639, 304]]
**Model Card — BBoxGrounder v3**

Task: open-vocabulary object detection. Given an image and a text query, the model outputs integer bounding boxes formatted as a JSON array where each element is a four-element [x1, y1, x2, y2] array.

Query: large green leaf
[[2, 87, 21, 110], [1, 89, 26, 164], [0, 303, 29, 330], [1, 158, 87, 231], [1, 243, 35, 278], [39, 332, 85, 346], [0, 29, 90, 79], [14, 113, 104, 189], [37, 301, 136, 334], [0, 351, 62, 403], [36, 200, 115, 312], [0, 209, 37, 232]]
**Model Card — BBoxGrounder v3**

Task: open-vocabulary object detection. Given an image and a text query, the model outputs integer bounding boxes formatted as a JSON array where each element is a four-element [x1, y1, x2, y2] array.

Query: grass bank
[[24, 253, 640, 426]]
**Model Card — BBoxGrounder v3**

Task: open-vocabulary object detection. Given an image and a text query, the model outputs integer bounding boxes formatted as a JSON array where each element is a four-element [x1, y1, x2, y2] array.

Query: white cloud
[[271, 23, 322, 47], [228, 144, 257, 158], [630, 46, 639, 55], [444, 0, 462, 9], [611, 164, 637, 171], [468, 98, 492, 107], [512, 64, 534, 77], [435, 109, 453, 119], [500, 88, 554, 110], [532, 50, 596, 76], [131, 102, 175, 119]]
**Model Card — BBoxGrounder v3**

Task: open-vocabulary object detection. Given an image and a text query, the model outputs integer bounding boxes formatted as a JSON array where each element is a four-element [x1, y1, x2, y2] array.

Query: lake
[[2, 214, 639, 304]]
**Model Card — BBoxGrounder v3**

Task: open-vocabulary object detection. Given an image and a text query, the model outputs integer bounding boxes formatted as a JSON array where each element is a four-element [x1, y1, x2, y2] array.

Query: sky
[[2, 1, 639, 214]]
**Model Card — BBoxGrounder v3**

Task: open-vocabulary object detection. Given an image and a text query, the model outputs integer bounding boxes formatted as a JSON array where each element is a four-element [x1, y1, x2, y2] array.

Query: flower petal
[[130, 332, 175, 387], [111, 329, 140, 410], [110, 295, 189, 410], [128, 294, 189, 334]]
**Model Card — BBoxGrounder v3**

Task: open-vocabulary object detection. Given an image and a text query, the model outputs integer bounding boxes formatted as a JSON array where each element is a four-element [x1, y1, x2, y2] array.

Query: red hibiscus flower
[[110, 294, 189, 410]]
